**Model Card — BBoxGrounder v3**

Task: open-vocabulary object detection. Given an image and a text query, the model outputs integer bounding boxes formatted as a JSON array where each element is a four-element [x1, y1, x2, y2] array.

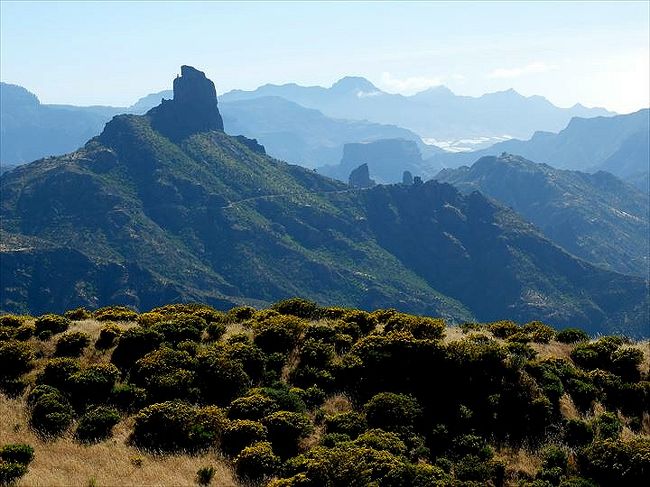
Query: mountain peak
[[330, 76, 379, 93], [146, 65, 224, 141]]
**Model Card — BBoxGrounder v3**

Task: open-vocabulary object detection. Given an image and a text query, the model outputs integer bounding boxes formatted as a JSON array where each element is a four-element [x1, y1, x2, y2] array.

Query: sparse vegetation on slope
[[0, 299, 648, 486]]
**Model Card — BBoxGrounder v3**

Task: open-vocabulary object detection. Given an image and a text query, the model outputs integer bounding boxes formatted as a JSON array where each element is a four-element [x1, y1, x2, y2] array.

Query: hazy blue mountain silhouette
[[435, 154, 649, 277]]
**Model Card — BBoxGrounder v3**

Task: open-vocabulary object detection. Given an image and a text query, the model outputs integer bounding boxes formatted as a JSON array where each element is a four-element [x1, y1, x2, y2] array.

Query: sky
[[1, 1, 648, 113]]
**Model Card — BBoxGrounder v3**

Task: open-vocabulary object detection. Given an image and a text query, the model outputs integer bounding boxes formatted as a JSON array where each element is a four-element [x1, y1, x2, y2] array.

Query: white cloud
[[487, 62, 558, 79], [378, 72, 445, 94]]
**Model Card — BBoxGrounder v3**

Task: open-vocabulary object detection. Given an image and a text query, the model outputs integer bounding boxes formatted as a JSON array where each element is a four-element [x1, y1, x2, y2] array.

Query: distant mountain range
[[427, 109, 650, 184], [435, 154, 649, 277], [1, 67, 647, 336], [222, 77, 613, 140], [0, 83, 433, 171]]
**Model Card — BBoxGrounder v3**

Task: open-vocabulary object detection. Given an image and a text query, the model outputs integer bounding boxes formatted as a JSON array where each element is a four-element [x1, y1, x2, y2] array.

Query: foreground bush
[[579, 437, 650, 486], [234, 441, 279, 481], [0, 444, 34, 466], [29, 387, 74, 437], [131, 401, 224, 452], [55, 331, 90, 357], [0, 341, 34, 379], [75, 406, 120, 443], [34, 314, 70, 338]]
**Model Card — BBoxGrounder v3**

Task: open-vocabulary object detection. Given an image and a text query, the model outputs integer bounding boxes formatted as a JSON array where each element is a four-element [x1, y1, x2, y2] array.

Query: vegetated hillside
[[426, 109, 650, 179], [318, 138, 435, 184], [221, 77, 612, 140], [435, 154, 650, 277], [1, 67, 648, 337], [0, 300, 648, 486]]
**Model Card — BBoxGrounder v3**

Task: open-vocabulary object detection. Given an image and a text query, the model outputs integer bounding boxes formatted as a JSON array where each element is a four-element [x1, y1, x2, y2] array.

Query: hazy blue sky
[[1, 1, 648, 113]]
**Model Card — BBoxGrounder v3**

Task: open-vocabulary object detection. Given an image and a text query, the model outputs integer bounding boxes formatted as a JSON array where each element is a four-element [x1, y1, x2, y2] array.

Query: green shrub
[[110, 383, 148, 412], [253, 315, 305, 355], [111, 327, 163, 369], [0, 462, 28, 485], [488, 320, 520, 338], [29, 388, 74, 437], [567, 379, 598, 412], [272, 298, 320, 319], [152, 315, 205, 344], [542, 445, 568, 471], [564, 419, 594, 447], [298, 339, 335, 368], [227, 306, 256, 322], [556, 328, 589, 344], [68, 363, 120, 405], [221, 420, 268, 456], [579, 437, 650, 486], [234, 441, 279, 481], [0, 315, 27, 328], [593, 412, 622, 440], [196, 348, 250, 404], [95, 323, 122, 349], [522, 321, 556, 343], [131, 401, 222, 452], [364, 392, 422, 432], [205, 322, 227, 341], [263, 411, 313, 457], [75, 406, 120, 442], [196, 466, 215, 486], [64, 307, 92, 320], [0, 341, 34, 379], [55, 331, 91, 357], [38, 357, 81, 390], [354, 429, 407, 456], [34, 314, 70, 336], [384, 313, 445, 340], [93, 306, 138, 322], [324, 411, 367, 438], [0, 444, 34, 465], [228, 393, 279, 420], [611, 347, 643, 381], [12, 323, 35, 341]]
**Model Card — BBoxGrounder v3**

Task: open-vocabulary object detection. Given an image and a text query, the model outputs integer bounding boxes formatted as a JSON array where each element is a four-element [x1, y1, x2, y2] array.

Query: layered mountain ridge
[[1, 67, 647, 336]]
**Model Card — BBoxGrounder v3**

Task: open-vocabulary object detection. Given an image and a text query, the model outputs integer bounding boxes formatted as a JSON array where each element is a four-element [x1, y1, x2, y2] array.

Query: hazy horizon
[[1, 1, 648, 113]]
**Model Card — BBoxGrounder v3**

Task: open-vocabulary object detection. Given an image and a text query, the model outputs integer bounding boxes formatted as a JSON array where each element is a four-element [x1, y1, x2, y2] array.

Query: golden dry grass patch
[[0, 394, 239, 487]]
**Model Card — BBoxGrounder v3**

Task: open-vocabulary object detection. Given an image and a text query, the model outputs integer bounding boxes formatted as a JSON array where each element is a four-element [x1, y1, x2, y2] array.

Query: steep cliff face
[[147, 65, 224, 141]]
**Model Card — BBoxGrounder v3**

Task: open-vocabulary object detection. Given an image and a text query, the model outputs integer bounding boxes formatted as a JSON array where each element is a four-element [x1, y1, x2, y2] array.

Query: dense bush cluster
[[0, 443, 34, 485], [0, 298, 648, 486]]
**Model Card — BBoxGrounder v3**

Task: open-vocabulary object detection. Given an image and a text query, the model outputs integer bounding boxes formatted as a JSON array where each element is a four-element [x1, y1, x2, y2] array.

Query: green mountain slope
[[1, 67, 647, 336], [435, 154, 649, 277]]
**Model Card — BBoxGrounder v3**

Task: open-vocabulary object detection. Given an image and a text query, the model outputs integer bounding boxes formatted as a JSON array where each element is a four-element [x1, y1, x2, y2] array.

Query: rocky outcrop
[[348, 163, 375, 188], [147, 65, 224, 141]]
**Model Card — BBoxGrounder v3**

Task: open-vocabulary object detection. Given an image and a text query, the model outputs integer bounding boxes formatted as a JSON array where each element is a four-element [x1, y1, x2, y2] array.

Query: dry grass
[[320, 393, 353, 415], [495, 446, 543, 485], [0, 394, 238, 487], [529, 341, 574, 361], [558, 393, 580, 420]]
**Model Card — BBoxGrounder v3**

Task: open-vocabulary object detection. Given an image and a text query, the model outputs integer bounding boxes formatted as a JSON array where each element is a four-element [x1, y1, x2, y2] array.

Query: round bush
[[68, 363, 120, 405], [131, 401, 222, 452], [55, 331, 91, 357], [564, 419, 594, 447], [38, 357, 81, 391], [0, 341, 34, 379], [64, 307, 92, 321], [228, 306, 256, 322], [384, 313, 445, 340], [196, 348, 250, 404], [0, 462, 28, 485], [13, 323, 35, 341], [222, 420, 268, 456], [521, 321, 556, 343], [0, 444, 34, 465], [354, 429, 407, 456], [152, 315, 205, 344], [111, 327, 163, 370], [95, 323, 122, 349], [34, 314, 70, 337], [253, 315, 305, 355], [364, 392, 422, 432], [110, 383, 148, 412], [324, 411, 367, 438], [75, 406, 120, 442], [263, 411, 313, 457], [556, 328, 589, 344], [272, 298, 320, 319], [93, 306, 138, 322], [0, 315, 27, 328], [234, 441, 279, 481], [29, 389, 74, 437], [229, 393, 279, 420]]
